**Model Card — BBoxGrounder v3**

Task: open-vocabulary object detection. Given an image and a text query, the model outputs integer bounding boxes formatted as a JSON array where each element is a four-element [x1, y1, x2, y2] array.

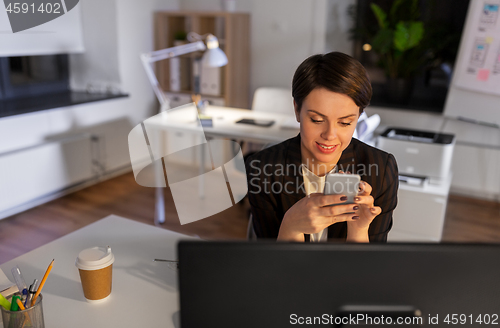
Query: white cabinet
[[0, 98, 133, 220], [388, 176, 452, 242], [0, 111, 50, 154], [0, 136, 93, 214]]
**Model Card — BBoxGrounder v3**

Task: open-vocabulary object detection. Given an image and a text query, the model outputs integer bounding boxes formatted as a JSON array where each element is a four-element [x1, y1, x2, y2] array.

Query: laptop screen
[[178, 241, 500, 328]]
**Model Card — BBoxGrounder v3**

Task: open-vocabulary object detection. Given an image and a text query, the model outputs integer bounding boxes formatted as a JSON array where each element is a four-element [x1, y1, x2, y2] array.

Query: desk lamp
[[141, 32, 228, 111]]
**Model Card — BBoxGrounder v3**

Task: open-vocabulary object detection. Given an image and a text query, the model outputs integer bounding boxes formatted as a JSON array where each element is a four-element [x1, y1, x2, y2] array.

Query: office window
[[350, 0, 470, 112]]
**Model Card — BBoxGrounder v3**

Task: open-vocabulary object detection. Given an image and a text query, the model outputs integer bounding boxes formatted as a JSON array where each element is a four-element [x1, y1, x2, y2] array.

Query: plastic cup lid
[[75, 246, 114, 271]]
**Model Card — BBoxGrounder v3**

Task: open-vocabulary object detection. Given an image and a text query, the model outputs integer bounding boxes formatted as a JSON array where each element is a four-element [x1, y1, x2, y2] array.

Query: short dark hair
[[292, 52, 372, 114]]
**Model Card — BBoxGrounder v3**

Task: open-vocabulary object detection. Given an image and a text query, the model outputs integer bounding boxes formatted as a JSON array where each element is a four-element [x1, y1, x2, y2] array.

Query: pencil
[[17, 297, 32, 328], [16, 298, 26, 311], [31, 259, 54, 307]]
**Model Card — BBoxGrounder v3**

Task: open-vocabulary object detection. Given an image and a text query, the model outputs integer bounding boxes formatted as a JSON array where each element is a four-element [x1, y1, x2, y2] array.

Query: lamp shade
[[201, 47, 228, 67], [201, 34, 227, 67]]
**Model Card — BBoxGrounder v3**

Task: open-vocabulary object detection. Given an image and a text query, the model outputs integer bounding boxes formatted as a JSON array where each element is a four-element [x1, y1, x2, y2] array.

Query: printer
[[377, 127, 456, 242], [377, 127, 456, 184]]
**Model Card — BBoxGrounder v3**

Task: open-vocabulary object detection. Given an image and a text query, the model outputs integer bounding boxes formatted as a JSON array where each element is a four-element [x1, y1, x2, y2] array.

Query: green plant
[[368, 0, 425, 79], [174, 31, 187, 41]]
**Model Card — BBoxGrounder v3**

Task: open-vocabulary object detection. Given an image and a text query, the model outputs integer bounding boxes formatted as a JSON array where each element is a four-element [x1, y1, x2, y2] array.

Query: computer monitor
[[178, 242, 500, 328]]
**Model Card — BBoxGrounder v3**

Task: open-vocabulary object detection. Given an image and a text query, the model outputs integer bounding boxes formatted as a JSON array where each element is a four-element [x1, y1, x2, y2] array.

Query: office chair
[[243, 87, 294, 157], [251, 87, 293, 115]]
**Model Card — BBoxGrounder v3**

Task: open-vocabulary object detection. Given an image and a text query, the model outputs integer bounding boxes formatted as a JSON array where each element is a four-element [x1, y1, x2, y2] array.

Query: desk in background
[[144, 105, 300, 224], [0, 215, 193, 328], [144, 105, 299, 144]]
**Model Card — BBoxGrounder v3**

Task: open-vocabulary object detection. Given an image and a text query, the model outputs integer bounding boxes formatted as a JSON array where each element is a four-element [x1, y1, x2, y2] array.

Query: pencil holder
[[0, 294, 44, 328]]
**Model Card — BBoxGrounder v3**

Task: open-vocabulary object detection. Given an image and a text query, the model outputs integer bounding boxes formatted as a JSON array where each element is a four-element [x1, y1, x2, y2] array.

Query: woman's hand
[[278, 193, 360, 242], [346, 180, 382, 243]]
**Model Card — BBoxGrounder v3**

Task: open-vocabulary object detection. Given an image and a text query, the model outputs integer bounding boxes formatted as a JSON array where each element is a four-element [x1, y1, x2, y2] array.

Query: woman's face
[[294, 87, 359, 176]]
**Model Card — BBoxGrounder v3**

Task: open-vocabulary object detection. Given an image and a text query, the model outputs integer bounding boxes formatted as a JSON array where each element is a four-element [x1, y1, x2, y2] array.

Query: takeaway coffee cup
[[75, 246, 114, 303]]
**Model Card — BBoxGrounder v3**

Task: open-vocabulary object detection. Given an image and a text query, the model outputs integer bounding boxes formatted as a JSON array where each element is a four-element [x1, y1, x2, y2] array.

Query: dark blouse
[[245, 134, 398, 242]]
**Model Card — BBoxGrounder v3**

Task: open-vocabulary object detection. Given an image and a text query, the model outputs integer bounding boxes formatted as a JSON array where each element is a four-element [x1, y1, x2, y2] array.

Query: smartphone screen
[[323, 173, 360, 205]]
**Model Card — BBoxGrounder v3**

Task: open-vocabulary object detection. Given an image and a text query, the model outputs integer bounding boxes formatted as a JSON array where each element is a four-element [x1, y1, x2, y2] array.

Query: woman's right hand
[[277, 193, 360, 241]]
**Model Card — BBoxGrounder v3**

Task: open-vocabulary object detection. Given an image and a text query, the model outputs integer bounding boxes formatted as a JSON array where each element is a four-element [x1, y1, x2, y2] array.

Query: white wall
[[71, 0, 180, 124], [324, 0, 355, 55], [70, 0, 121, 92], [116, 0, 181, 124], [180, 0, 330, 100]]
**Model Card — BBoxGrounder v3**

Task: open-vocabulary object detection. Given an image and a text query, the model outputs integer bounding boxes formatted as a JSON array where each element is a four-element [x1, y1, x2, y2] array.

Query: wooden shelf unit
[[154, 11, 250, 108]]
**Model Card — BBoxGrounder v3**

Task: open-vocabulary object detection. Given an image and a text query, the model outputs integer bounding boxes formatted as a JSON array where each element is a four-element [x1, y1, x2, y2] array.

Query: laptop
[[178, 241, 500, 328]]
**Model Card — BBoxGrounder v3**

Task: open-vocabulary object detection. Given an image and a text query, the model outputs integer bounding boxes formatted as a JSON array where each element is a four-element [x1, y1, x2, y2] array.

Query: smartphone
[[323, 173, 360, 205]]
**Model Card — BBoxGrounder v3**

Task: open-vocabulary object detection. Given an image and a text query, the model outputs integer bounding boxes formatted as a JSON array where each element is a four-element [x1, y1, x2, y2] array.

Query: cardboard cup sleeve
[[78, 264, 113, 301], [75, 246, 115, 303]]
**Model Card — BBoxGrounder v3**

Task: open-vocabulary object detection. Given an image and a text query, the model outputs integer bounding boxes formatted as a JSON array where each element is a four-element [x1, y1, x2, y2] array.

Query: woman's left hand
[[345, 178, 382, 242]]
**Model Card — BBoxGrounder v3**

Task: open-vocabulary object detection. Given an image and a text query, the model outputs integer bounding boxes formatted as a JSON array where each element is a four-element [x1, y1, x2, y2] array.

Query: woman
[[245, 52, 398, 243]]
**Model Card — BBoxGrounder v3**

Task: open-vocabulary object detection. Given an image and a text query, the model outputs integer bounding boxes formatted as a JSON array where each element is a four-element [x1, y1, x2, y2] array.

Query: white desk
[[143, 105, 299, 224], [0, 215, 195, 328], [145, 105, 299, 144]]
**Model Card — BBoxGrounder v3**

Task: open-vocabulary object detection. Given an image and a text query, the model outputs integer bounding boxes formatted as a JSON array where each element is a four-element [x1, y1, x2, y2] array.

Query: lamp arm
[[140, 41, 206, 107], [143, 41, 206, 63]]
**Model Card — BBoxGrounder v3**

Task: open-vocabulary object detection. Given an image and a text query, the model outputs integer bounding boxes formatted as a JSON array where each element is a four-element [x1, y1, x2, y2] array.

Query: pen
[[153, 258, 179, 270], [153, 258, 177, 263], [31, 259, 54, 307], [24, 279, 37, 308]]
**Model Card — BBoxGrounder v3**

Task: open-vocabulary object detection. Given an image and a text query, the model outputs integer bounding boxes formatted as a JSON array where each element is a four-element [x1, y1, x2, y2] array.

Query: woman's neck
[[301, 157, 338, 177]]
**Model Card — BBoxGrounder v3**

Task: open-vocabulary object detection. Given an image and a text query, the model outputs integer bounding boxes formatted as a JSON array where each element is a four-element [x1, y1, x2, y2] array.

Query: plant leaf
[[394, 22, 409, 51], [371, 28, 393, 54], [406, 21, 424, 49], [394, 21, 424, 51], [370, 3, 387, 29]]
